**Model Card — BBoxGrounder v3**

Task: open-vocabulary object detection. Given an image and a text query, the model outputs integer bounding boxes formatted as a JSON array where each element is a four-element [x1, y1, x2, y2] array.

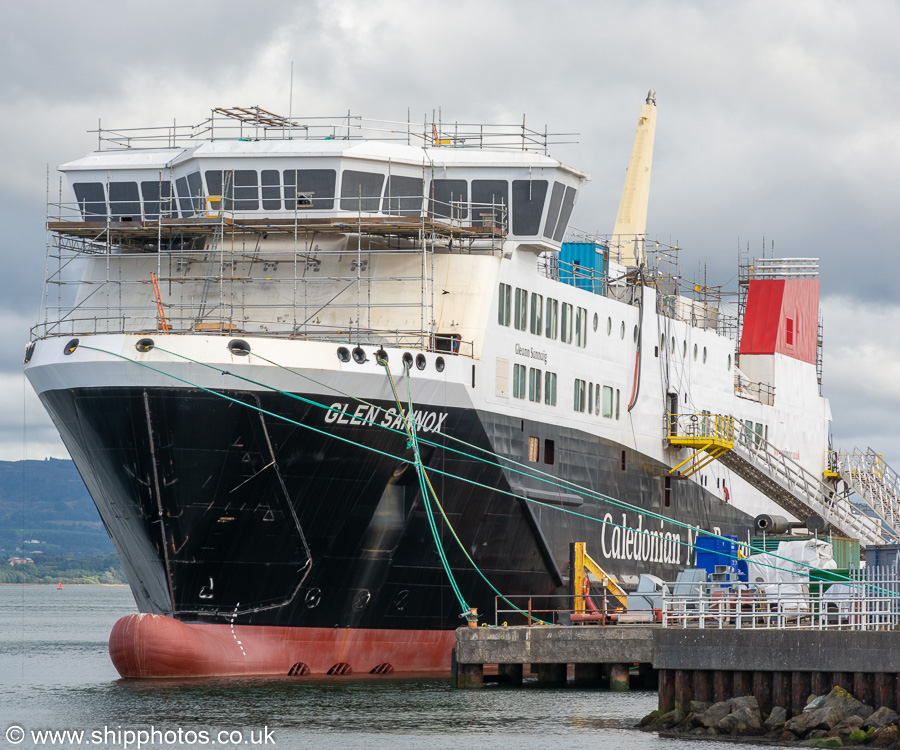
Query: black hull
[[41, 386, 753, 630]]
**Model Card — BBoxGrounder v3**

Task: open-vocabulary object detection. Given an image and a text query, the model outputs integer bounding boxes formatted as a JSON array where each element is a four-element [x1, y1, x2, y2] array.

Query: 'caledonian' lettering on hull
[[600, 512, 692, 565]]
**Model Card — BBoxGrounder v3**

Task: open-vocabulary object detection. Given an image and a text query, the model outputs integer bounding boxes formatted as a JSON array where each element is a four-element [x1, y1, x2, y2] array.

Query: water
[[0, 585, 760, 749]]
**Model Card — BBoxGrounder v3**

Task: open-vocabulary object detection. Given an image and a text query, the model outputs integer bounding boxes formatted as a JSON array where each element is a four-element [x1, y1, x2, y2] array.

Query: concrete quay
[[453, 625, 900, 717]]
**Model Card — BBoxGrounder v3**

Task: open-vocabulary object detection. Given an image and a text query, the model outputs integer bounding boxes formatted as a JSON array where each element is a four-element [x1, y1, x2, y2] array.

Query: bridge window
[[176, 171, 204, 215], [552, 185, 577, 242], [261, 170, 282, 210], [283, 169, 336, 210], [141, 181, 175, 220], [383, 176, 424, 216], [543, 181, 565, 239], [108, 182, 140, 220], [341, 170, 385, 212], [512, 179, 548, 236], [73, 183, 105, 219], [429, 179, 468, 219], [471, 180, 508, 228]]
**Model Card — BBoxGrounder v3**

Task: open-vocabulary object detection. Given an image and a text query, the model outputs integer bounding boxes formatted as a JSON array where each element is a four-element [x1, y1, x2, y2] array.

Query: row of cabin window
[[498, 284, 587, 347], [72, 172, 575, 237], [574, 379, 621, 419], [512, 365, 558, 405]]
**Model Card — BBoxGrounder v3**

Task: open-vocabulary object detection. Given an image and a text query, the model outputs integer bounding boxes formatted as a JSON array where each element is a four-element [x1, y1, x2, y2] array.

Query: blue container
[[694, 534, 739, 580], [559, 242, 609, 293]]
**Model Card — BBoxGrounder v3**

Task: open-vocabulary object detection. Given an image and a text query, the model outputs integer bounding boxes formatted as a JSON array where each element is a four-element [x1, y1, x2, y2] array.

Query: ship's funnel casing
[[611, 99, 657, 267], [739, 279, 820, 365]]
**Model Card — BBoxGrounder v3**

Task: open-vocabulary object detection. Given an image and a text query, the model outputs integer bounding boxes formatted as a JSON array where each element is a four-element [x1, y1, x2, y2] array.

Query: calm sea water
[[0, 585, 760, 749]]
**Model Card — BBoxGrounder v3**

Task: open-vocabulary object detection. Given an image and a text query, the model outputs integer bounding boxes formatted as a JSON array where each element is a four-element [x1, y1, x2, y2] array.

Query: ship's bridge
[[57, 108, 587, 254]]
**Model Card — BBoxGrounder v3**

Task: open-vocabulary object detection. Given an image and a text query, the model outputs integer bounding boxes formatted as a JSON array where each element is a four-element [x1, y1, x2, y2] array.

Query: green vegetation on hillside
[[0, 553, 126, 584]]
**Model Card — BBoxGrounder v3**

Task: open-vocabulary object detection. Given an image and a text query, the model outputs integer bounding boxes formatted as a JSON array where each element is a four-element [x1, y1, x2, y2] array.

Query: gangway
[[667, 414, 883, 546], [832, 448, 900, 541]]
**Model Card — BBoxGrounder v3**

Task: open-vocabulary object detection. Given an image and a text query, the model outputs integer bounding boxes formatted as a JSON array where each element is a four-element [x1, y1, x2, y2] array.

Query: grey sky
[[2, 0, 899, 463]]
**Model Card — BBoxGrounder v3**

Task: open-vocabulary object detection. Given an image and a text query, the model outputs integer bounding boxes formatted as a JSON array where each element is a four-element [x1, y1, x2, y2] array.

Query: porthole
[[375, 348, 388, 363], [593, 313, 598, 332], [435, 356, 445, 373], [660, 333, 665, 352], [402, 352, 413, 370], [393, 590, 410, 611], [304, 587, 322, 609], [607, 317, 612, 336], [670, 336, 675, 353], [228, 339, 250, 356], [63, 338, 79, 356], [352, 589, 371, 611], [135, 338, 154, 353], [703, 346, 708, 364], [693, 343, 698, 361], [392, 463, 409, 478], [633, 325, 638, 342], [682, 341, 687, 358], [337, 346, 351, 363], [415, 353, 426, 370], [727, 354, 732, 371], [352, 346, 367, 364], [619, 321, 625, 339]]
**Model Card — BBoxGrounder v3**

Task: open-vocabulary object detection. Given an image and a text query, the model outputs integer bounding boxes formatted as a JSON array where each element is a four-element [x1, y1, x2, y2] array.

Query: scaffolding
[[38, 186, 510, 357]]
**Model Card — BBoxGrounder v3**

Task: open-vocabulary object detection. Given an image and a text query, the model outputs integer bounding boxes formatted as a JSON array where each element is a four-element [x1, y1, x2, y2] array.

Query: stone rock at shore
[[689, 700, 710, 715], [830, 715, 864, 737], [787, 705, 845, 735], [800, 737, 843, 748], [865, 706, 900, 729], [814, 686, 874, 720], [764, 705, 788, 730], [716, 705, 763, 736], [871, 724, 900, 747], [697, 701, 732, 729]]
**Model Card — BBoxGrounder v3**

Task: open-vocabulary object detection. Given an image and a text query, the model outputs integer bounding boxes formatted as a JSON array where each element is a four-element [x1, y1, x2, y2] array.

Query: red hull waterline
[[109, 614, 455, 678]]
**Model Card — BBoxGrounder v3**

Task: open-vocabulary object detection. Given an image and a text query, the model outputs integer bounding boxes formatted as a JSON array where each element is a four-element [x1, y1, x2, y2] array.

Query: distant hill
[[0, 458, 114, 558]]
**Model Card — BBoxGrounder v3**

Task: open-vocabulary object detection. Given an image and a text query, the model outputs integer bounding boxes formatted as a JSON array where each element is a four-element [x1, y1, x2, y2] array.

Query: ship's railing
[[536, 255, 609, 295], [735, 373, 776, 406], [662, 572, 900, 631], [90, 108, 578, 154], [492, 594, 652, 626]]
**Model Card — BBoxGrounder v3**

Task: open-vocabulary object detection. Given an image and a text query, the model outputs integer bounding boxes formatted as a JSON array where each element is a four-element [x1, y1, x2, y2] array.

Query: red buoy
[[57, 582, 62, 590]]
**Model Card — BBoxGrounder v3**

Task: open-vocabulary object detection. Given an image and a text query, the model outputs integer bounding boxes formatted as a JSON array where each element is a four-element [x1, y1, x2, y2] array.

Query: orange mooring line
[[150, 272, 170, 333]]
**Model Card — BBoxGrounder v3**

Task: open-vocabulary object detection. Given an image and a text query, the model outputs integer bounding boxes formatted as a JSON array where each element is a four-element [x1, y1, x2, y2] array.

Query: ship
[[24, 95, 885, 678]]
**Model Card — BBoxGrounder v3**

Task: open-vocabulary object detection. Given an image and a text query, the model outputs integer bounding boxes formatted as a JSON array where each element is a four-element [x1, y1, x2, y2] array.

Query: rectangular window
[[528, 368, 542, 402], [664, 476, 671, 508], [141, 180, 175, 220], [561, 303, 573, 343], [530, 293, 543, 335], [498, 283, 511, 326], [283, 169, 336, 210], [261, 169, 282, 210], [73, 182, 106, 219], [602, 386, 613, 418], [223, 170, 256, 212], [588, 382, 593, 415], [108, 182, 140, 220], [340, 170, 385, 212], [786, 317, 794, 346], [382, 175, 424, 216], [542, 181, 565, 239], [544, 372, 557, 406], [544, 439, 555, 465], [553, 185, 577, 243], [616, 388, 621, 419], [528, 436, 540, 463], [574, 378, 586, 412], [429, 179, 468, 219], [575, 307, 588, 347], [177, 173, 206, 216], [545, 298, 558, 339], [514, 288, 528, 331], [511, 179, 548, 236], [595, 384, 600, 415], [471, 179, 508, 228], [755, 422, 764, 447], [513, 364, 526, 399]]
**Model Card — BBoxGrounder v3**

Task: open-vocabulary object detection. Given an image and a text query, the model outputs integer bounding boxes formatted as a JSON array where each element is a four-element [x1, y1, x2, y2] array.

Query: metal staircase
[[667, 414, 884, 546], [833, 448, 900, 541]]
